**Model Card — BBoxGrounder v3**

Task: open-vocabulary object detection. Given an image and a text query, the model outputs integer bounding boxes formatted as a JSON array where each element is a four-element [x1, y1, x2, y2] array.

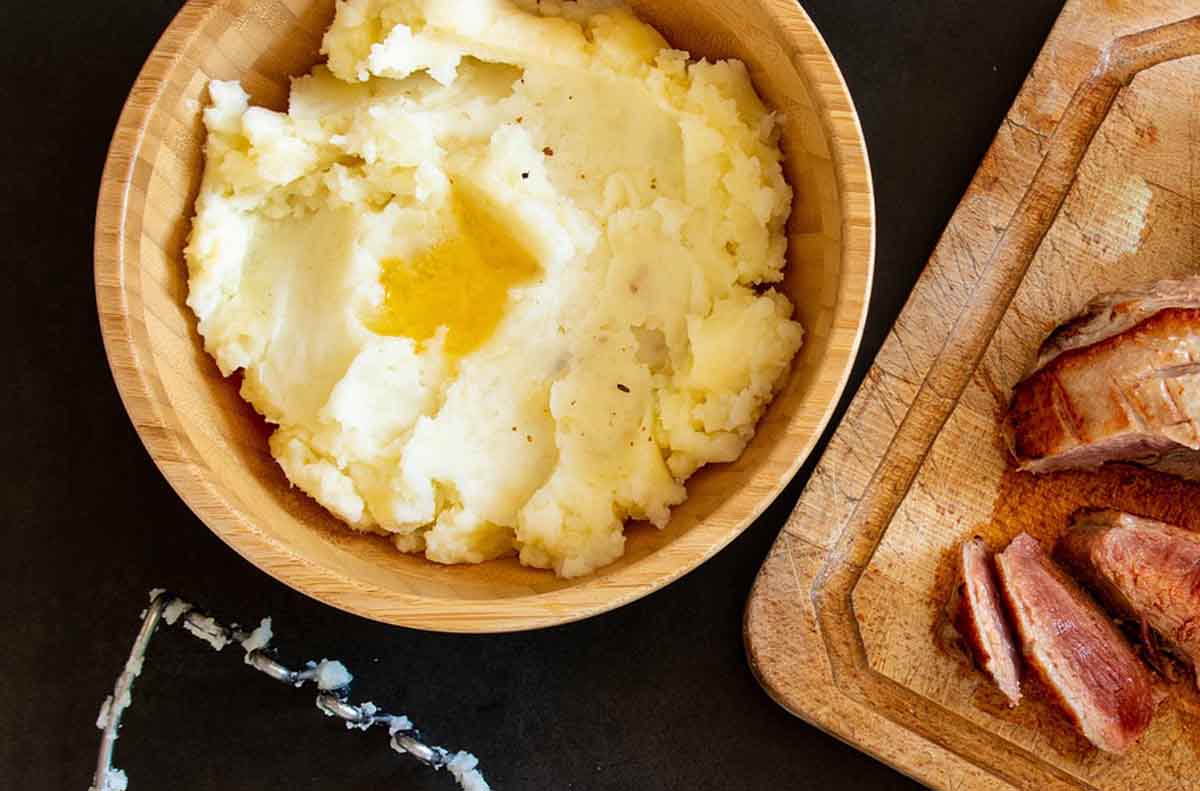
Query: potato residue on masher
[[185, 0, 802, 577]]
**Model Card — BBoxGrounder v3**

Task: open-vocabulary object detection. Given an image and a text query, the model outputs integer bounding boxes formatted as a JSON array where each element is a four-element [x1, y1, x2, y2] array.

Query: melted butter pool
[[369, 189, 540, 357]]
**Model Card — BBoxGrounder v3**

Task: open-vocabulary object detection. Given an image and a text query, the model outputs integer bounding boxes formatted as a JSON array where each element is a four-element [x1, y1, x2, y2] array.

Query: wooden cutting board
[[744, 2, 1200, 789]]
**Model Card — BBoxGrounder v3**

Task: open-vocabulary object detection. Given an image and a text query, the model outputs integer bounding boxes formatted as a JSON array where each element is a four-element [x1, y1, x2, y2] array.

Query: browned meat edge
[[1035, 276, 1200, 370], [1007, 306, 1200, 478]]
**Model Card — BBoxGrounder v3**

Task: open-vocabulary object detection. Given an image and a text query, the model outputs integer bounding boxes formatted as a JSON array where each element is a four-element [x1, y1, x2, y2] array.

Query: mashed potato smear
[[186, 0, 802, 577]]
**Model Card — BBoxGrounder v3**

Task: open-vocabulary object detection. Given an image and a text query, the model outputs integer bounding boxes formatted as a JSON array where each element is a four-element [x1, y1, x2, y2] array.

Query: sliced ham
[[995, 533, 1155, 753], [1006, 277, 1200, 479], [1056, 510, 1200, 686], [948, 538, 1022, 706]]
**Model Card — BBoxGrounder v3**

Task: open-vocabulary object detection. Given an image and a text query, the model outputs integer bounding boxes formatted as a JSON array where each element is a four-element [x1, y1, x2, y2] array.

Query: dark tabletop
[[3, 1, 1065, 788]]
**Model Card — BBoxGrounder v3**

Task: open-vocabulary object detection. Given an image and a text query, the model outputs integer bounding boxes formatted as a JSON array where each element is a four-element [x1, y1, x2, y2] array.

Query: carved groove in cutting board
[[745, 5, 1200, 790]]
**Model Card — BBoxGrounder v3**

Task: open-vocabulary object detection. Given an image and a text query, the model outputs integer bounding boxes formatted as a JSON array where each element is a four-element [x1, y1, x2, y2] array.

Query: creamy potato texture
[[186, 0, 802, 577]]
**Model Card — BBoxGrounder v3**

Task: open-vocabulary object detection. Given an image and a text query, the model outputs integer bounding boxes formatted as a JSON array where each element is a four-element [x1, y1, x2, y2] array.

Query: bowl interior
[[99, 0, 870, 630]]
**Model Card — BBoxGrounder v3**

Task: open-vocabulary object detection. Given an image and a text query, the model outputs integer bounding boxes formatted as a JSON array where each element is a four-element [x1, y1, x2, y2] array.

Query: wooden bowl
[[95, 0, 874, 632]]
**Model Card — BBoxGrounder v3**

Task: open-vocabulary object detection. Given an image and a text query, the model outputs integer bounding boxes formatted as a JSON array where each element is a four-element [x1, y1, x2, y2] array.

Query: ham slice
[[1006, 277, 1200, 479], [948, 538, 1022, 706], [995, 533, 1155, 753], [1056, 510, 1200, 686]]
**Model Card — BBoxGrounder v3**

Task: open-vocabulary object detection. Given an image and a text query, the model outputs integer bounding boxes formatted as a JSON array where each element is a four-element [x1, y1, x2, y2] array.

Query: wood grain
[[745, 2, 1200, 788], [94, 0, 874, 632]]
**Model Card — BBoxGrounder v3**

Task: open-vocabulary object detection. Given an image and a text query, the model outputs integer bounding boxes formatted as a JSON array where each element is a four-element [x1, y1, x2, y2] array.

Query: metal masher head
[[90, 591, 488, 791]]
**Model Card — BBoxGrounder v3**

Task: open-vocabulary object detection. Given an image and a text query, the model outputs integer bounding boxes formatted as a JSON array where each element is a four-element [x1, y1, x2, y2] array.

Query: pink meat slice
[[1056, 509, 1200, 686], [995, 533, 1155, 753], [949, 538, 1022, 706]]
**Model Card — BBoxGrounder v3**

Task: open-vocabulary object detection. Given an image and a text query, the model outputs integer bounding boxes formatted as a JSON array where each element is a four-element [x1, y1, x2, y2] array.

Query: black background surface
[[3, 1, 1065, 788]]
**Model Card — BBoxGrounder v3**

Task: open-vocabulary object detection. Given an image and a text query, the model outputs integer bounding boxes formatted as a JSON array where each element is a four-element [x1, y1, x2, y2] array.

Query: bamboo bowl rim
[[95, 0, 874, 632]]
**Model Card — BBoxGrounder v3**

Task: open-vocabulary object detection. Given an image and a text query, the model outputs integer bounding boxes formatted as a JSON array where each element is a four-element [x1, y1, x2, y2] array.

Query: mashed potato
[[186, 0, 802, 577]]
